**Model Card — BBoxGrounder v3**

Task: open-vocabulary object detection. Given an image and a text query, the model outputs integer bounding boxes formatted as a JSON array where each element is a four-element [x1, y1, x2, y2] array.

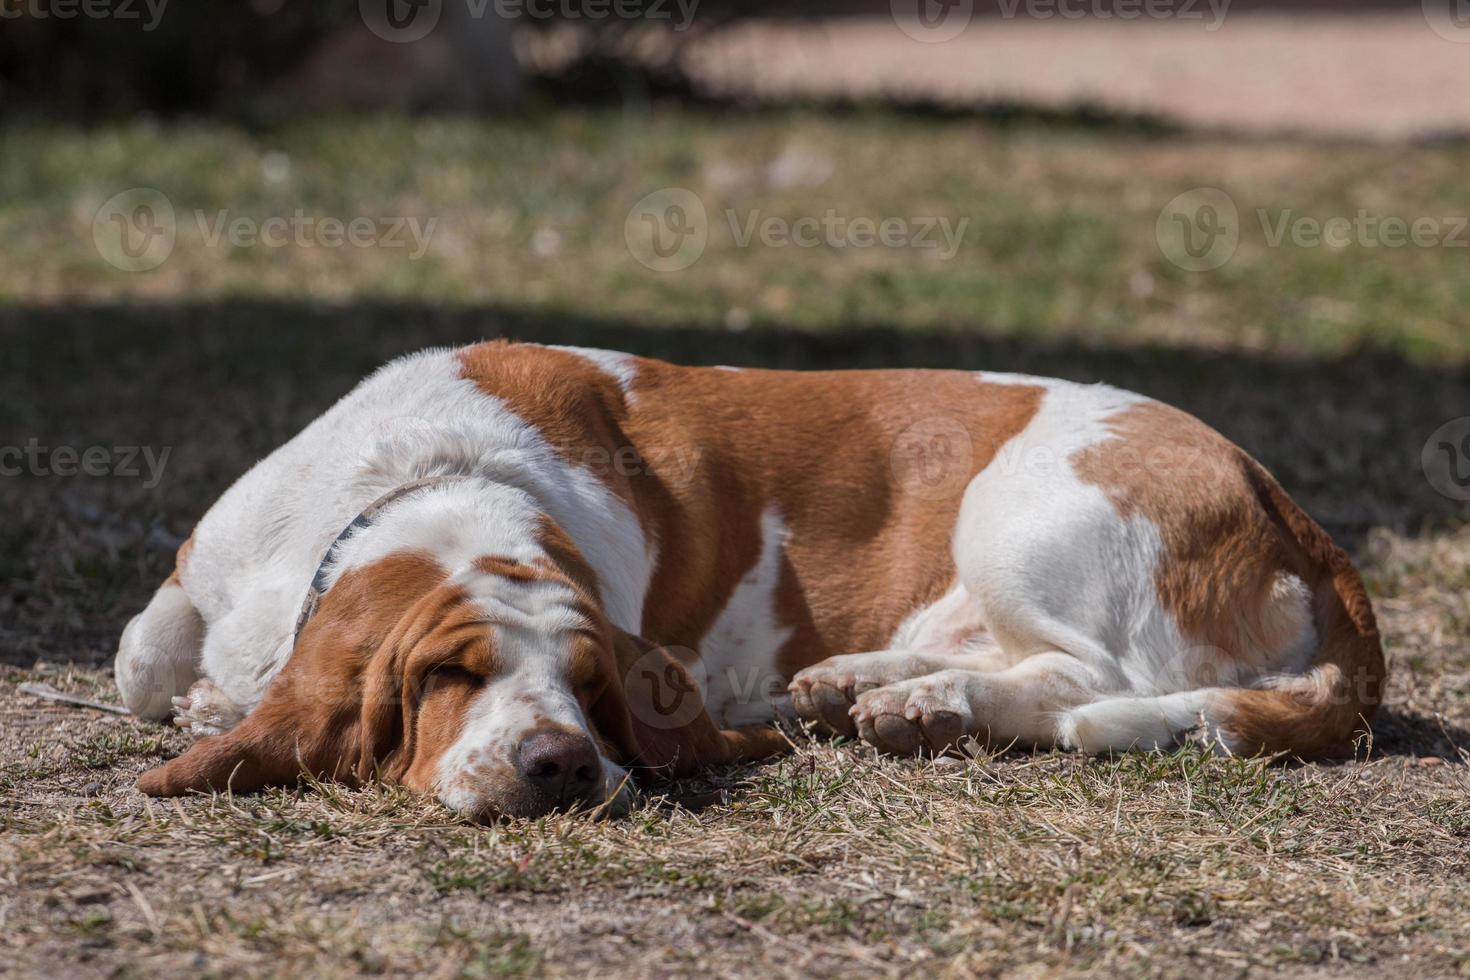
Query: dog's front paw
[[850, 673, 975, 755], [171, 678, 246, 737], [789, 655, 898, 737], [789, 651, 948, 738]]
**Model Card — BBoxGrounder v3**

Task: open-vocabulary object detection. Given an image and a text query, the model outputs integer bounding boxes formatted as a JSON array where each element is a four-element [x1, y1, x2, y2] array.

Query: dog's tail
[[1203, 458, 1385, 758]]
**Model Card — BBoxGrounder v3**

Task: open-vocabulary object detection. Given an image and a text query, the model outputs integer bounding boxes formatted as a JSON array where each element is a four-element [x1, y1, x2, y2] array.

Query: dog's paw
[[789, 655, 900, 736], [171, 678, 246, 737], [789, 652, 946, 737], [850, 672, 975, 755]]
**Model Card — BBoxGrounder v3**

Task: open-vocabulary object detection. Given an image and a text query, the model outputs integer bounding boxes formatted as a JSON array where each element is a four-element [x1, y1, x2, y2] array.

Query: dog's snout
[[517, 730, 600, 808]]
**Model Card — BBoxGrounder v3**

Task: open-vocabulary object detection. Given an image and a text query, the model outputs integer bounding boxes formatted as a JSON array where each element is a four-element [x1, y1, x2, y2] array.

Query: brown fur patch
[[458, 342, 1045, 681]]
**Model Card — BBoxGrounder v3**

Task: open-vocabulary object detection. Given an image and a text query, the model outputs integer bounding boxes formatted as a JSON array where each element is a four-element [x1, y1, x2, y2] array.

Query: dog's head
[[135, 520, 777, 819]]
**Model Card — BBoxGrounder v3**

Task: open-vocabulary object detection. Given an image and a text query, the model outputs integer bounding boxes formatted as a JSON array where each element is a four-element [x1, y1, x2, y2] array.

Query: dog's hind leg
[[114, 549, 203, 721]]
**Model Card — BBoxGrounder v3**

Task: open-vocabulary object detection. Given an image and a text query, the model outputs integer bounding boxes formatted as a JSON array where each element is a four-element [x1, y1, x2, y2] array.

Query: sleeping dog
[[119, 341, 1384, 818]]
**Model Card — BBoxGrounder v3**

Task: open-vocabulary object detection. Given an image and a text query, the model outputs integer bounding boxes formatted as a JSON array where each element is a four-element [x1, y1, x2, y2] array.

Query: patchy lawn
[[3, 111, 1470, 362], [1, 109, 1467, 976]]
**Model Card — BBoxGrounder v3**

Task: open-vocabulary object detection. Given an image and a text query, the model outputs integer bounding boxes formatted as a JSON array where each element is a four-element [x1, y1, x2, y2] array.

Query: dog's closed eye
[[424, 664, 483, 691]]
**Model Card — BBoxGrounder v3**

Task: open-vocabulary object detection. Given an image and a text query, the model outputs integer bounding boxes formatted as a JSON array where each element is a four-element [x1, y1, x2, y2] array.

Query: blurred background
[[0, 0, 1466, 669]]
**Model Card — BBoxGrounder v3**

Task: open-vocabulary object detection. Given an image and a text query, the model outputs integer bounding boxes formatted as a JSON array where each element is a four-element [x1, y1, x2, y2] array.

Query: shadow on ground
[[1369, 708, 1470, 761], [1, 299, 1464, 752]]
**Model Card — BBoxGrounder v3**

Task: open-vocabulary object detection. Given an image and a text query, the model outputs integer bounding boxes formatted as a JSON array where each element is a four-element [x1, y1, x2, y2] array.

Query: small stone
[[1417, 756, 1445, 767], [83, 782, 103, 796]]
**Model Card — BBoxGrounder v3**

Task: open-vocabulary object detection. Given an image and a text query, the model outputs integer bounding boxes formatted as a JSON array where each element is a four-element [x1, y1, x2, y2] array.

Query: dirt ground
[[2, 307, 1467, 977]]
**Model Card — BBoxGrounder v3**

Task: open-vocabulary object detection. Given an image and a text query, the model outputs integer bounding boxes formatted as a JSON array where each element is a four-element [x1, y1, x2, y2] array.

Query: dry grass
[[5, 573, 1469, 979], [3, 390, 1467, 977], [3, 109, 1469, 977]]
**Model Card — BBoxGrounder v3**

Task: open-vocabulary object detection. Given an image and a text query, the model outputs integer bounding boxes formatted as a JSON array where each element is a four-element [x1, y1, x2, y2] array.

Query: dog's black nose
[[517, 730, 601, 808]]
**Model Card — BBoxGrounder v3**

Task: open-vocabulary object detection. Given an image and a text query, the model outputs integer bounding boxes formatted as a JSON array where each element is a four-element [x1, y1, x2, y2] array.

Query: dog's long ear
[[133, 649, 373, 797], [135, 555, 443, 797], [589, 629, 789, 777]]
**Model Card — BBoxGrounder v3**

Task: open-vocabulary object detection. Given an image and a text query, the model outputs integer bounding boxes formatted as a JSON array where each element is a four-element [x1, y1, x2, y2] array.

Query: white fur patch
[[1057, 690, 1220, 753], [115, 581, 203, 719], [432, 560, 633, 817], [177, 347, 654, 711], [887, 582, 999, 656], [699, 506, 793, 726]]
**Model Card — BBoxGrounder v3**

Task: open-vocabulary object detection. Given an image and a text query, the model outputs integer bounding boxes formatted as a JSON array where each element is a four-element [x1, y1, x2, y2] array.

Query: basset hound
[[118, 341, 1384, 818]]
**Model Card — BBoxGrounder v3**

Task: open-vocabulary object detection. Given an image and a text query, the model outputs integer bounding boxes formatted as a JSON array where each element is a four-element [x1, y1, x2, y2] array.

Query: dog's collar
[[291, 476, 467, 646]]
